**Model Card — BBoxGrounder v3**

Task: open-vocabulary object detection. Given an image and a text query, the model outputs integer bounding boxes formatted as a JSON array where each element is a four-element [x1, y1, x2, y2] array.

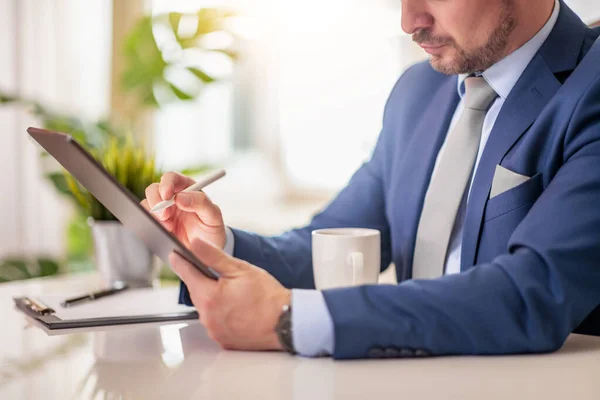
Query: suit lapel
[[460, 1, 588, 271], [460, 56, 561, 270]]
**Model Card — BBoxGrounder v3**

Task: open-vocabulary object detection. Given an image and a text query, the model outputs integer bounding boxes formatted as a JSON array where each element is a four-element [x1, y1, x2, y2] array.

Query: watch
[[275, 304, 296, 354]]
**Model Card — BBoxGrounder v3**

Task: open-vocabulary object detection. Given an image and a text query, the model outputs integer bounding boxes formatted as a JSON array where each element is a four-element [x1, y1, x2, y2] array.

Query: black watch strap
[[275, 304, 296, 354]]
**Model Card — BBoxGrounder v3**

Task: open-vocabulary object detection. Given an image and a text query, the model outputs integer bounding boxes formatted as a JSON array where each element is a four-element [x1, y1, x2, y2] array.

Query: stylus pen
[[150, 169, 226, 214], [60, 283, 129, 308]]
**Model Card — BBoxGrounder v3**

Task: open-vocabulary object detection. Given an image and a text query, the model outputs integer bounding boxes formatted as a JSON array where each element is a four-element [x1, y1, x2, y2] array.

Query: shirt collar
[[457, 0, 560, 99]]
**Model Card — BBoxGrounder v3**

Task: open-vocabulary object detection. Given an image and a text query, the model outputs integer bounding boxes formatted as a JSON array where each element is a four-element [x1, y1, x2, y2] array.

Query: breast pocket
[[483, 172, 543, 222]]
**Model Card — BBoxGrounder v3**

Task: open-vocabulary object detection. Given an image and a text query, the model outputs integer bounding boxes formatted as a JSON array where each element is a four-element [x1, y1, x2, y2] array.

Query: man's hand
[[141, 172, 226, 250], [169, 238, 291, 351]]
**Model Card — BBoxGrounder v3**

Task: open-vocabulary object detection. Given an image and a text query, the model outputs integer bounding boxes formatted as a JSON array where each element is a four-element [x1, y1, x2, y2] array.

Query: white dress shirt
[[223, 0, 560, 357]]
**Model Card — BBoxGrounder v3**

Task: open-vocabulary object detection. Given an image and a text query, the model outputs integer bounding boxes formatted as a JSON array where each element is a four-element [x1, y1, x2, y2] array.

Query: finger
[[145, 183, 175, 221], [160, 172, 195, 200], [174, 192, 223, 227], [190, 238, 241, 276], [169, 251, 217, 298], [161, 218, 176, 232], [142, 197, 175, 231], [144, 182, 163, 210]]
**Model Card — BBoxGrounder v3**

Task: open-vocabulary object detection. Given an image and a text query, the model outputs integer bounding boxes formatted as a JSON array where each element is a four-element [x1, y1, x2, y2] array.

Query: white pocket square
[[490, 165, 531, 199]]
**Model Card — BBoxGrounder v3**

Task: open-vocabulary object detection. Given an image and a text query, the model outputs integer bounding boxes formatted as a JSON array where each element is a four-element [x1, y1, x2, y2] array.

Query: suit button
[[368, 347, 385, 358], [384, 348, 400, 358], [399, 348, 415, 358], [415, 349, 431, 357]]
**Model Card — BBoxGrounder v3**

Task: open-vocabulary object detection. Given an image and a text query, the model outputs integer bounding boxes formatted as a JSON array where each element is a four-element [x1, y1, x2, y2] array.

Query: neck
[[503, 0, 555, 57]]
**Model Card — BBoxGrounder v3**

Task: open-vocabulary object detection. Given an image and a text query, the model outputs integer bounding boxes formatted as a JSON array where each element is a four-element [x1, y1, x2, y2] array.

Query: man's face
[[402, 0, 517, 75]]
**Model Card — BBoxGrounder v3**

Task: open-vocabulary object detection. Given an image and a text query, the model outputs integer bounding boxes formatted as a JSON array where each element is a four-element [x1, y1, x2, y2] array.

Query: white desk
[[1, 273, 599, 400]]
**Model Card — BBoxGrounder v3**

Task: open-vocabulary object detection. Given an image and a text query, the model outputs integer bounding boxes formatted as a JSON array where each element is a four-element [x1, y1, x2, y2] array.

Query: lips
[[418, 43, 446, 55]]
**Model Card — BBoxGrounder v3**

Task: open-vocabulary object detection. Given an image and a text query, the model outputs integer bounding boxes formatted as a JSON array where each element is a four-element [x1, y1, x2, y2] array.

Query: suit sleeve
[[322, 74, 600, 359]]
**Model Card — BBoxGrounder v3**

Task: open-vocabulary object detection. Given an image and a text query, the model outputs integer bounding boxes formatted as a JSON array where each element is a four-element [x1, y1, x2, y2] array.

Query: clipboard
[[13, 287, 198, 330]]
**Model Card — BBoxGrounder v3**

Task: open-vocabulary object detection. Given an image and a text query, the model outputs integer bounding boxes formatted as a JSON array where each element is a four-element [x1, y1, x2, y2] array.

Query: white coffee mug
[[312, 228, 381, 290]]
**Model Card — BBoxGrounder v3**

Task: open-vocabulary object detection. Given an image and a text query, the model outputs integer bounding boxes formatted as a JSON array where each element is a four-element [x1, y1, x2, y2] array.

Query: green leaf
[[95, 119, 112, 133], [121, 15, 167, 110], [141, 86, 160, 107], [187, 67, 216, 83], [168, 83, 195, 100], [66, 213, 93, 262], [65, 173, 92, 214], [0, 256, 62, 282], [45, 173, 73, 197], [179, 164, 213, 176], [168, 12, 183, 33], [37, 258, 60, 277], [0, 259, 31, 282], [0, 92, 18, 103], [2, 259, 28, 272]]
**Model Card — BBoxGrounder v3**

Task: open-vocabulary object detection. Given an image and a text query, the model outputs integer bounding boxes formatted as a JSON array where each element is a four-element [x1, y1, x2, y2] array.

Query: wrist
[[268, 289, 292, 351]]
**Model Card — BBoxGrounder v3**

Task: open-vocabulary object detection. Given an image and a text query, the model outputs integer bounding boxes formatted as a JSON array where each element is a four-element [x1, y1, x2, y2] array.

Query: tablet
[[27, 126, 218, 280]]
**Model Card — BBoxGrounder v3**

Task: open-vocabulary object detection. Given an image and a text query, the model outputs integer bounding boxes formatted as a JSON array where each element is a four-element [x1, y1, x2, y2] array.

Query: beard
[[412, 3, 517, 75]]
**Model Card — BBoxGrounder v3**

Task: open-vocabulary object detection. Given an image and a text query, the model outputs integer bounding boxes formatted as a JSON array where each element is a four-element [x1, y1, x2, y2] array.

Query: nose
[[401, 0, 434, 35]]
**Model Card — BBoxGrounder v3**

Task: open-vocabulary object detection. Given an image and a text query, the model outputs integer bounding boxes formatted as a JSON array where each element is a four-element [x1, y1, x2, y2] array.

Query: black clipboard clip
[[19, 297, 55, 316]]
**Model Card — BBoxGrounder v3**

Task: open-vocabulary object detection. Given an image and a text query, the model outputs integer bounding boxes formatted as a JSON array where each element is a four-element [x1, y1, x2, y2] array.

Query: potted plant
[[64, 135, 202, 287]]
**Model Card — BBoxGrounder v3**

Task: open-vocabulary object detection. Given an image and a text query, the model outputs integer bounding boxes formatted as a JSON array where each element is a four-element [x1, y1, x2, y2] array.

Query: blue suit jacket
[[181, 3, 600, 359]]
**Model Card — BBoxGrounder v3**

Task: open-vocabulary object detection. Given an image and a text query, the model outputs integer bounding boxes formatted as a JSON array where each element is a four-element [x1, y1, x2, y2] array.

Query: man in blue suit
[[142, 0, 600, 359]]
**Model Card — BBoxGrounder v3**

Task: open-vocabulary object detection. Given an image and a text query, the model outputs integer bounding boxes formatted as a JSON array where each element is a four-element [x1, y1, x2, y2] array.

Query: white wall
[[0, 0, 21, 255], [0, 0, 112, 259], [565, 0, 600, 23]]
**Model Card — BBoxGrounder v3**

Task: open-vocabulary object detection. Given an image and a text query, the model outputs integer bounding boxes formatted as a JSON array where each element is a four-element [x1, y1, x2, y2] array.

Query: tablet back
[[27, 127, 218, 280]]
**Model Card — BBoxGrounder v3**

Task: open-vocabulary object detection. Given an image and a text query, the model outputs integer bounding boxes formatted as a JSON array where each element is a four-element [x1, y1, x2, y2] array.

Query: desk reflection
[[76, 323, 219, 399], [75, 323, 321, 400]]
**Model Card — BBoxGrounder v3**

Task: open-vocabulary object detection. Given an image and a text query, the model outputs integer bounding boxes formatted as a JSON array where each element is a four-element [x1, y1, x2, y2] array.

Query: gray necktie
[[412, 76, 497, 279]]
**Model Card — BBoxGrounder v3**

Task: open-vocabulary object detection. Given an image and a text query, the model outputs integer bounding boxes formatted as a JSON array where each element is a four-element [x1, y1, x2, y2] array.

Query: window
[[272, 0, 409, 192]]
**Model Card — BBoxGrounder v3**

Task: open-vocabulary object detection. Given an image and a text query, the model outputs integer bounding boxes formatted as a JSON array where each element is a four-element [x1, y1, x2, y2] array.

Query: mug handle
[[348, 252, 364, 285]]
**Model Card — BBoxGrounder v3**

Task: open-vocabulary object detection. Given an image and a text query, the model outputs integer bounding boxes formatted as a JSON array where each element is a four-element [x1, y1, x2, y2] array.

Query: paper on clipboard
[[14, 287, 198, 330], [38, 287, 192, 320]]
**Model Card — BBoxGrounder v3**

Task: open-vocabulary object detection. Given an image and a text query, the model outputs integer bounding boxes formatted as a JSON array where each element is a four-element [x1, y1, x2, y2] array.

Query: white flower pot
[[89, 219, 160, 288]]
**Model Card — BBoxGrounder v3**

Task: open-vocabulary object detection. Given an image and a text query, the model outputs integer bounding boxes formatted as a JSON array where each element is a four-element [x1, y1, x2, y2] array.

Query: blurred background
[[0, 0, 598, 283]]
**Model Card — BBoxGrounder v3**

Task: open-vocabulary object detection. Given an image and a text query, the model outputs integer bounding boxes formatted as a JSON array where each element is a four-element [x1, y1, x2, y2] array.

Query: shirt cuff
[[291, 289, 335, 357], [223, 226, 235, 255]]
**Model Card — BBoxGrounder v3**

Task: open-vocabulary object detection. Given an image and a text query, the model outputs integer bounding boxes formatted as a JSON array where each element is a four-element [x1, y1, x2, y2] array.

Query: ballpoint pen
[[150, 169, 226, 214], [60, 283, 129, 308]]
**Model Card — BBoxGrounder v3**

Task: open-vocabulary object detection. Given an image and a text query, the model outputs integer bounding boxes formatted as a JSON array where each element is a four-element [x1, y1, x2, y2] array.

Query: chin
[[429, 56, 461, 76]]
